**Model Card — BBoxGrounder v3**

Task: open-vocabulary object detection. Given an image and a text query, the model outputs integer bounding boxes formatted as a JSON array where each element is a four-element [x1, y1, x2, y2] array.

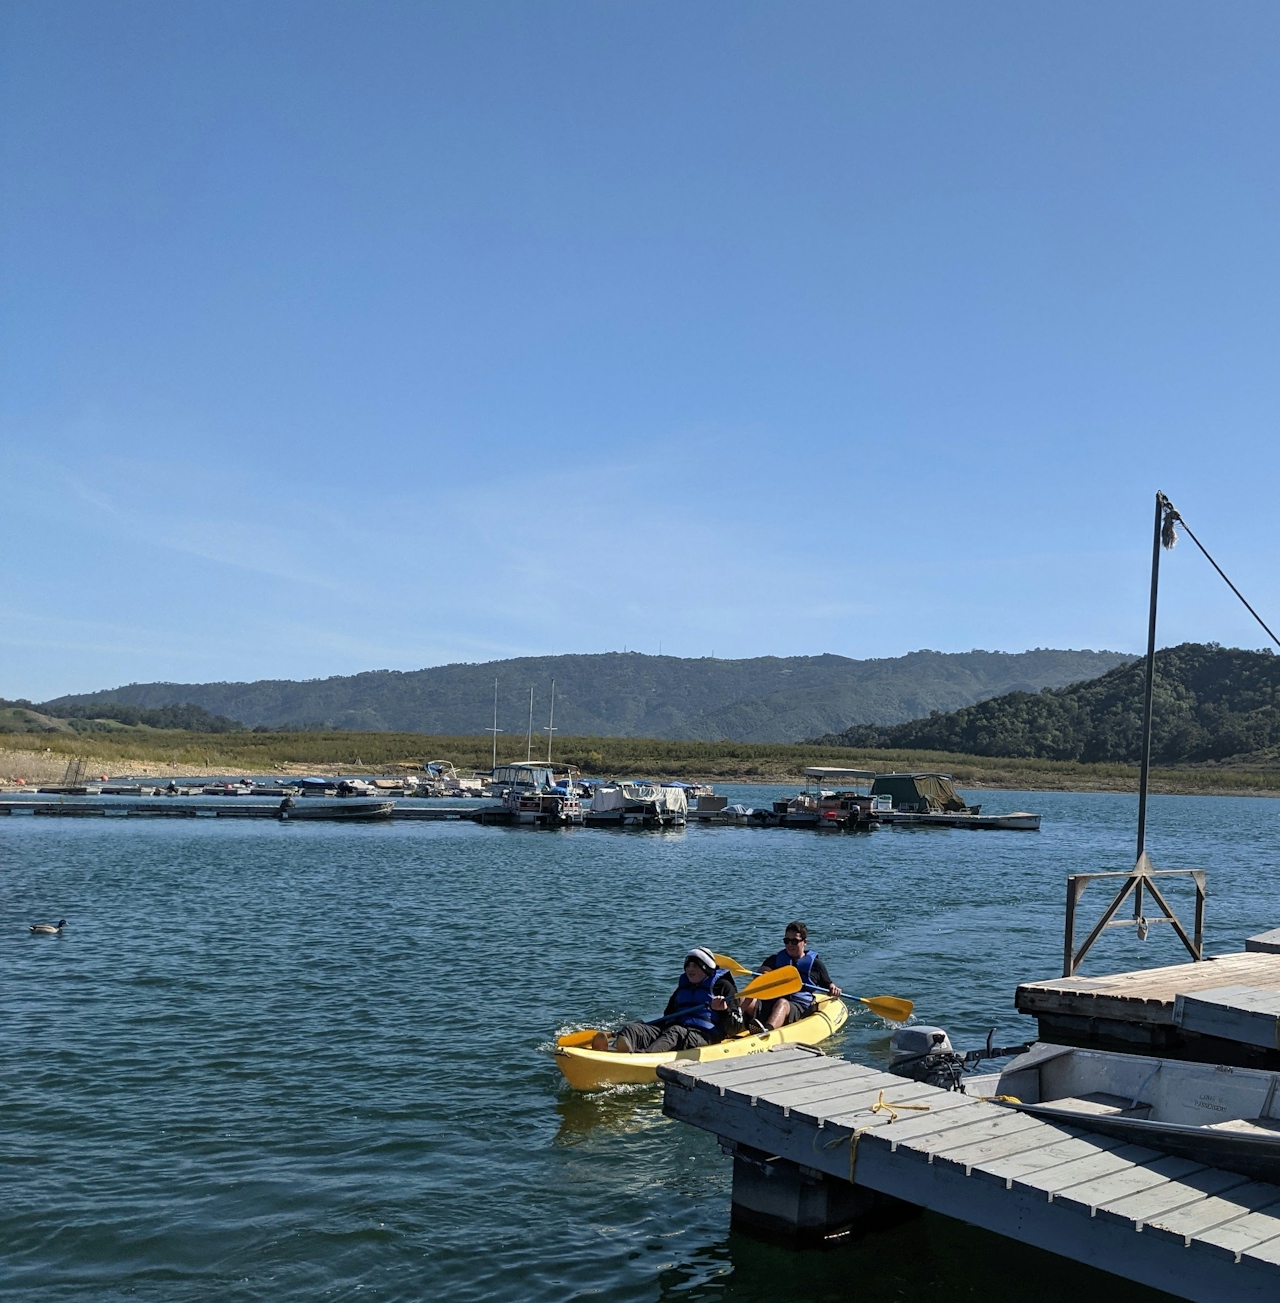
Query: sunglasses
[[783, 936, 804, 945]]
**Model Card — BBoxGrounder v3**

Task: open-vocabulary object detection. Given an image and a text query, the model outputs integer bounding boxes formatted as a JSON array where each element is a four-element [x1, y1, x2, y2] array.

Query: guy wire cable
[[1161, 496, 1280, 652]]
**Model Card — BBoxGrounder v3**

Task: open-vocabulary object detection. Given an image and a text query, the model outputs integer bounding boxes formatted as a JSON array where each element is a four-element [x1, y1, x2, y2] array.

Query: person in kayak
[[739, 921, 842, 1031], [598, 947, 739, 1053]]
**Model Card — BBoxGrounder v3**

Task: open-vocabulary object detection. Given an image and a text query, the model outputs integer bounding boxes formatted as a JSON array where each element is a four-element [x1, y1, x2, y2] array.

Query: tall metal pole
[[526, 687, 534, 762], [486, 678, 502, 771], [1135, 492, 1166, 864], [544, 679, 557, 764]]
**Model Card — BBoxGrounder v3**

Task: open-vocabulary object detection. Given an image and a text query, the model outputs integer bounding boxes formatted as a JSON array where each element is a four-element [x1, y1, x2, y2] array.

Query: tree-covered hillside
[[0, 698, 244, 734], [38, 647, 1131, 743], [817, 643, 1280, 763]]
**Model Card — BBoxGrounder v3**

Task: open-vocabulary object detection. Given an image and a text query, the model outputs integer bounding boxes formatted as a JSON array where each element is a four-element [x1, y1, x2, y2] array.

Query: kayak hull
[[554, 993, 849, 1091]]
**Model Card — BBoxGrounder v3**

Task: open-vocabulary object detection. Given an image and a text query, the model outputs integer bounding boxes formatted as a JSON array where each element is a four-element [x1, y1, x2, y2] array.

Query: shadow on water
[[657, 1214, 1178, 1302]]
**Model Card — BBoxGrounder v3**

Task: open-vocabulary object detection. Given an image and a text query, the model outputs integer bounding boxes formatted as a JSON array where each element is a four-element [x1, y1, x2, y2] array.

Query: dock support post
[[727, 1144, 908, 1247]]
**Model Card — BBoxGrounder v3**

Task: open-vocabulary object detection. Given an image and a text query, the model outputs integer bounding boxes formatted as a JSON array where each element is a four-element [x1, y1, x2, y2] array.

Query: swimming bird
[[29, 919, 67, 935]]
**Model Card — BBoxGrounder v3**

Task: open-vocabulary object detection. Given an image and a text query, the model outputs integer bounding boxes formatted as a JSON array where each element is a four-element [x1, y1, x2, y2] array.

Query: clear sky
[[4, 2, 1280, 700]]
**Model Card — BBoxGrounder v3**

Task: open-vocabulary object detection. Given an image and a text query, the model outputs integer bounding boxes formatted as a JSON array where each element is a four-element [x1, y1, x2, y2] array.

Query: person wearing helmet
[[739, 921, 841, 1031], [599, 947, 739, 1053]]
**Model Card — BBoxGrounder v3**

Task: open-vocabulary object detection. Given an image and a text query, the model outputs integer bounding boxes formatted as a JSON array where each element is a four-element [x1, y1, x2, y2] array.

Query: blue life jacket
[[770, 949, 821, 1008], [664, 967, 730, 1031]]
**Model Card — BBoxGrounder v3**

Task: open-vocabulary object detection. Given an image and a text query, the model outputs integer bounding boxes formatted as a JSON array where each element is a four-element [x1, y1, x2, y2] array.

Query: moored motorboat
[[969, 1042, 1280, 1182], [554, 992, 848, 1090], [584, 781, 687, 827], [883, 810, 1041, 830], [277, 798, 393, 821], [871, 772, 1040, 830], [493, 762, 584, 825], [769, 769, 886, 830]]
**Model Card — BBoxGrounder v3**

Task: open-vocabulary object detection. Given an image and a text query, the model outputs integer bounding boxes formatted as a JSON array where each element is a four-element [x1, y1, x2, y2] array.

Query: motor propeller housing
[[888, 1026, 1030, 1092]]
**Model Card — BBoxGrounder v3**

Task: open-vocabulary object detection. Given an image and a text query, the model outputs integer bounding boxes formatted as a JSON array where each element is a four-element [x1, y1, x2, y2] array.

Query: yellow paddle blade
[[858, 995, 914, 1023], [738, 965, 802, 1001], [713, 952, 755, 977], [557, 1029, 603, 1048]]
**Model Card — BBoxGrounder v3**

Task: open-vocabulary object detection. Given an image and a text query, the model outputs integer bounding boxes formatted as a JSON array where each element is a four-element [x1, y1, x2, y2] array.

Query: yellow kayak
[[554, 993, 848, 1091]]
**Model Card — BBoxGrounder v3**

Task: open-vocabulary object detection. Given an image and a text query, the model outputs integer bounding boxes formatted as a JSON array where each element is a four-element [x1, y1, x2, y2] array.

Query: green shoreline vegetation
[[2, 729, 1278, 795]]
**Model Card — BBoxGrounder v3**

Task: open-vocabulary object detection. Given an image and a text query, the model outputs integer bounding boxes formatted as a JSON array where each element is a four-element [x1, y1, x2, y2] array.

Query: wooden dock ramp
[[1017, 950, 1280, 1066], [659, 1045, 1280, 1301]]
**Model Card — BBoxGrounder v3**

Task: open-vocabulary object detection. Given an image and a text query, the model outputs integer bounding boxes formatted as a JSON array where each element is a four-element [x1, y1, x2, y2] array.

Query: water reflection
[[657, 1214, 1178, 1302]]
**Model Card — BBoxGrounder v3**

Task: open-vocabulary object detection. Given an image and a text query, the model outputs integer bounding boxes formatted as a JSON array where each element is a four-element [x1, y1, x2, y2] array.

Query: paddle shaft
[[713, 953, 911, 1022]]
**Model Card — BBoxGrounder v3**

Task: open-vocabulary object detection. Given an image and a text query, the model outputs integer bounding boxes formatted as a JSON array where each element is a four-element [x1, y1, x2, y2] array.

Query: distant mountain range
[[817, 643, 1280, 764], [40, 648, 1133, 742]]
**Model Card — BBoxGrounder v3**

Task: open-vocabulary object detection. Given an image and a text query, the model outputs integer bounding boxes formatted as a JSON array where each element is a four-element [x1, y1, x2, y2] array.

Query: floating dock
[[1016, 943, 1280, 1069], [659, 1045, 1280, 1302], [0, 797, 493, 821]]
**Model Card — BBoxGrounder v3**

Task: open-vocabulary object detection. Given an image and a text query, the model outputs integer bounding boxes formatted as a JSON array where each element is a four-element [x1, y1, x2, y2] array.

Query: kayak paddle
[[850, 994, 914, 1023], [555, 966, 803, 1049], [713, 952, 755, 976], [736, 963, 802, 1001], [714, 951, 914, 1024]]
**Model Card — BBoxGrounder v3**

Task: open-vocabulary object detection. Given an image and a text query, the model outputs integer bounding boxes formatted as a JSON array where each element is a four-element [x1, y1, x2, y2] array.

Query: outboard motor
[[889, 1026, 1032, 1093], [888, 1026, 968, 1090]]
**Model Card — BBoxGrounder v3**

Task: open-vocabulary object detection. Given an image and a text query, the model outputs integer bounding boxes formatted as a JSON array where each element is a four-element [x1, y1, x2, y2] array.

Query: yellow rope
[[846, 1091, 931, 1180], [869, 1089, 931, 1123]]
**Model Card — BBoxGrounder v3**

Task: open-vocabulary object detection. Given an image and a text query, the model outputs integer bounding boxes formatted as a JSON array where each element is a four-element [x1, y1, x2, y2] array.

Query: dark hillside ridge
[[0, 699, 243, 734], [816, 643, 1280, 764], [42, 648, 1132, 743]]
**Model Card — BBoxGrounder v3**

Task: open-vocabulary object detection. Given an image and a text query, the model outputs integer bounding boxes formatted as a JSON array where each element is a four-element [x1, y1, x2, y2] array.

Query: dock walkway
[[1017, 950, 1280, 1065], [0, 797, 491, 821], [660, 1045, 1280, 1302]]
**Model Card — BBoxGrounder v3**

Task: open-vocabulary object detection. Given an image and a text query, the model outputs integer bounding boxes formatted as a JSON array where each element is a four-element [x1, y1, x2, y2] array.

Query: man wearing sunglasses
[[598, 947, 739, 1054], [739, 921, 842, 1032]]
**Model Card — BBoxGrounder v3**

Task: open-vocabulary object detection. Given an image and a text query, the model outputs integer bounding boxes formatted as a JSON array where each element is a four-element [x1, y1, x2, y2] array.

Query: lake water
[[4, 787, 1277, 1302]]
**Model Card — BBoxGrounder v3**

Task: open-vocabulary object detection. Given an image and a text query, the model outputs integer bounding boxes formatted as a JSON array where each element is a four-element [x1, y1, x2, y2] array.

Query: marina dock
[[1016, 941, 1280, 1068], [659, 1045, 1280, 1302], [0, 796, 494, 821]]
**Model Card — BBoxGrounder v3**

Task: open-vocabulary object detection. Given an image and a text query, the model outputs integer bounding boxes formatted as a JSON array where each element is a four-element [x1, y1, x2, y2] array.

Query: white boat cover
[[655, 785, 687, 814], [590, 783, 688, 814]]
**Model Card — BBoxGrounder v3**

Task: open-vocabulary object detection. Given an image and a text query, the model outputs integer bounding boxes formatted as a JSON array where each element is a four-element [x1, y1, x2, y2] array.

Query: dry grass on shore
[[1, 730, 1279, 796]]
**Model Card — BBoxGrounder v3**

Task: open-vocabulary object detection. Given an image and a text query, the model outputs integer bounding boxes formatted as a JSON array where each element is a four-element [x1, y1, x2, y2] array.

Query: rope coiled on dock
[[827, 1090, 931, 1181]]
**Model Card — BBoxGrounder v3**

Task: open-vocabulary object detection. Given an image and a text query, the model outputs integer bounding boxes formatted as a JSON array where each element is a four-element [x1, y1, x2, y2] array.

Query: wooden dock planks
[[660, 1045, 1280, 1302], [1016, 952, 1280, 1029], [1173, 985, 1280, 1050], [1016, 950, 1280, 1066]]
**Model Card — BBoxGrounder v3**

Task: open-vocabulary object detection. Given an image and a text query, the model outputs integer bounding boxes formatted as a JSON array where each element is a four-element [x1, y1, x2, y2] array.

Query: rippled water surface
[[4, 787, 1276, 1301]]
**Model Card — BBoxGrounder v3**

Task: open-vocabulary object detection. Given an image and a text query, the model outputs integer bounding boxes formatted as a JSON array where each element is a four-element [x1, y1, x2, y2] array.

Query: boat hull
[[554, 993, 848, 1090], [882, 810, 1040, 830], [988, 1043, 1280, 1183], [279, 800, 394, 821]]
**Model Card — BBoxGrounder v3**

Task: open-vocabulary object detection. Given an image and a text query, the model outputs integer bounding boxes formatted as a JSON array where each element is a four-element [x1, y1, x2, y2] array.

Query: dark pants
[[615, 1020, 713, 1053]]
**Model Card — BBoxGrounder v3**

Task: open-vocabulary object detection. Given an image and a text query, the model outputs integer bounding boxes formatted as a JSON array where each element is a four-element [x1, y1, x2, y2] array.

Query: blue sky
[[4, 2, 1280, 699]]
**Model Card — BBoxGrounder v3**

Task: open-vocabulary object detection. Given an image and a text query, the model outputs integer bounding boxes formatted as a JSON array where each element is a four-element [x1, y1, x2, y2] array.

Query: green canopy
[[870, 773, 967, 813]]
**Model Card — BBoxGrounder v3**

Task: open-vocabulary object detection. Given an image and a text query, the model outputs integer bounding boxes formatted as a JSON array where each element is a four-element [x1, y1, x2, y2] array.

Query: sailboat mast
[[544, 678, 557, 764], [526, 687, 534, 762], [486, 677, 503, 771]]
